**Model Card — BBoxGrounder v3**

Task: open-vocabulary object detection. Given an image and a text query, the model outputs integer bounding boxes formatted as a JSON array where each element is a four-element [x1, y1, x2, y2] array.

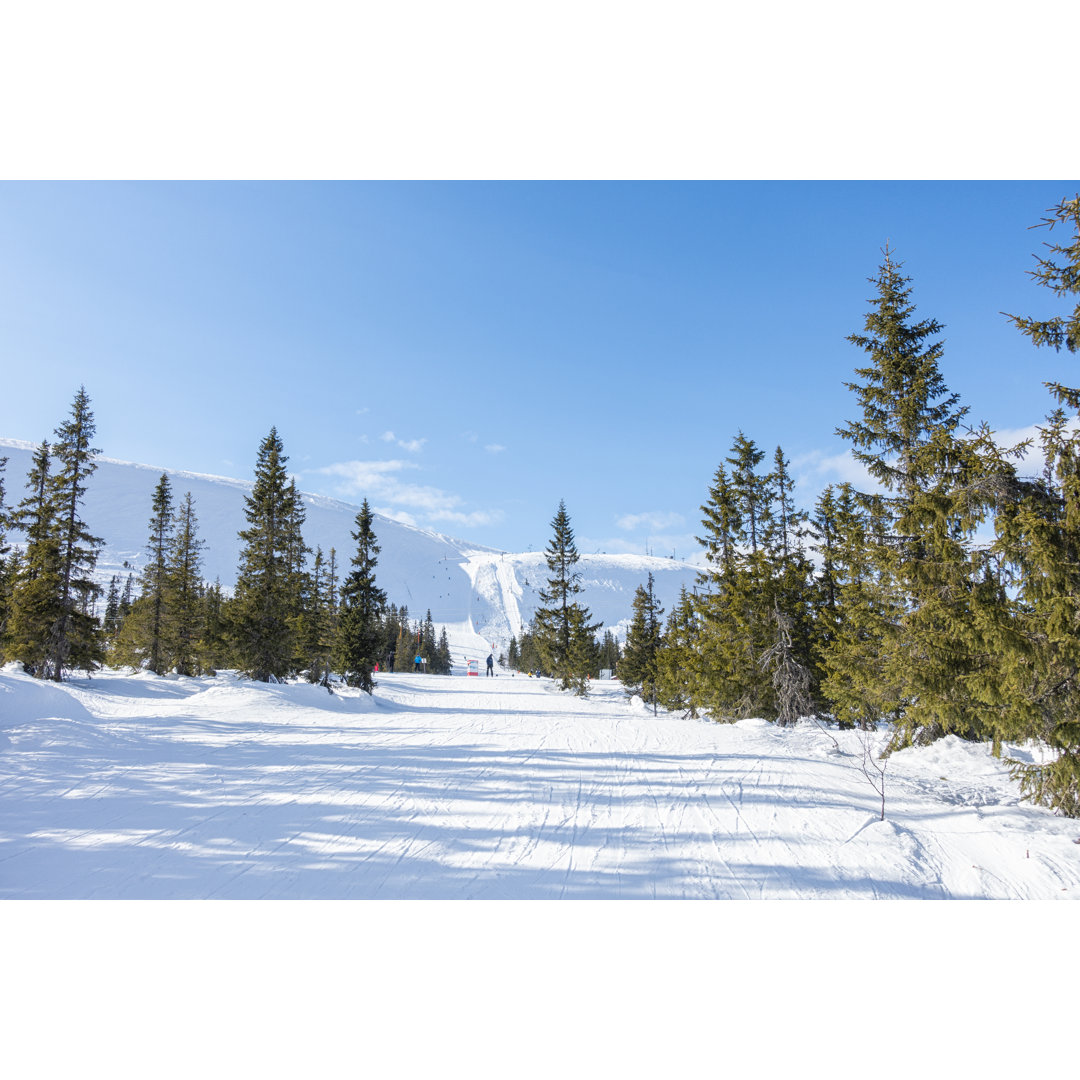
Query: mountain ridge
[[1, 437, 702, 652]]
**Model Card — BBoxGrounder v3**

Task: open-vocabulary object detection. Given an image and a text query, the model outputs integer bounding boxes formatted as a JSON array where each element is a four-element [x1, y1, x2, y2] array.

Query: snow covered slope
[[0, 438, 700, 652], [2, 663, 1077, 900]]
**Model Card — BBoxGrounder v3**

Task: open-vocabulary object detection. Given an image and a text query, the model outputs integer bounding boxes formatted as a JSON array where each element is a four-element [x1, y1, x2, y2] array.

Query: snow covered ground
[[3, 662, 1077, 900]]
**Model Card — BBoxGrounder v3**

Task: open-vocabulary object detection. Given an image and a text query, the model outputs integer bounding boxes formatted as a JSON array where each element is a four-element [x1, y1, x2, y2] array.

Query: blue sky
[[1, 180, 1077, 556]]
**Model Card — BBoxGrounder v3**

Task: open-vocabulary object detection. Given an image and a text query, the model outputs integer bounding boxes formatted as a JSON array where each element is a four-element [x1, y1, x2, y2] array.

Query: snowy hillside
[[2, 663, 1077, 900], [0, 437, 700, 653]]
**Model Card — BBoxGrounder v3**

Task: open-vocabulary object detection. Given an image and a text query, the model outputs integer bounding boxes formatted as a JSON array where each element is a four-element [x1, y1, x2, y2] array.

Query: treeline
[[615, 195, 1080, 817], [0, 419, 452, 690]]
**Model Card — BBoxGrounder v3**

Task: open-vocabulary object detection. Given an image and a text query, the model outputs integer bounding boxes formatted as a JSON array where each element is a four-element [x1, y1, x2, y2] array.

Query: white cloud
[[988, 419, 1080, 478], [791, 448, 880, 494], [308, 458, 501, 532], [429, 508, 506, 528], [616, 510, 686, 532], [373, 506, 419, 527], [380, 431, 426, 453], [484, 444, 506, 454], [311, 459, 419, 497]]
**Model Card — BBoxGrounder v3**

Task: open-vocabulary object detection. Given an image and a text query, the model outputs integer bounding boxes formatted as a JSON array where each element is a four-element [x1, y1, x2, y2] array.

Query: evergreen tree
[[143, 473, 174, 674], [300, 545, 337, 685], [102, 576, 122, 646], [231, 428, 303, 681], [533, 501, 598, 695], [813, 486, 900, 728], [771, 445, 801, 560], [283, 478, 311, 662], [654, 586, 700, 716], [836, 249, 984, 747], [597, 629, 620, 675], [110, 479, 182, 674], [0, 455, 10, 639], [762, 446, 817, 725], [46, 388, 105, 678], [693, 436, 775, 718], [516, 618, 545, 675], [165, 491, 205, 676], [381, 602, 402, 671], [398, 624, 415, 671], [990, 195, 1080, 814], [421, 609, 437, 669], [119, 573, 135, 621], [619, 573, 664, 711], [690, 433, 817, 723], [336, 499, 387, 692], [433, 627, 453, 674], [200, 578, 230, 672], [5, 442, 64, 676], [838, 249, 966, 506], [1005, 194, 1080, 395]]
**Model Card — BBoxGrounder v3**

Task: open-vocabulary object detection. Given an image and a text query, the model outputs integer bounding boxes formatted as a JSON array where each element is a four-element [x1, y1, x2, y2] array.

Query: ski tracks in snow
[[3, 669, 1080, 899]]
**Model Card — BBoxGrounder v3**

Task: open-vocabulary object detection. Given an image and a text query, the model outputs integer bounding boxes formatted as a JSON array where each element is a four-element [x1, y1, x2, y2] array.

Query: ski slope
[[2, 663, 1077, 900]]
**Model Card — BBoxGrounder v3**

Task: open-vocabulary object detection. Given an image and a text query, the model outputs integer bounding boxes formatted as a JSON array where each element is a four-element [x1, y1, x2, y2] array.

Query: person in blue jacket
[[486, 654, 494, 676]]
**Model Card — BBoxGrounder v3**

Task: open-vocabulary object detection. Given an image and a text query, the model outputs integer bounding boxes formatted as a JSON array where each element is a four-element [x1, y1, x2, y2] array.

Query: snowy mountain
[[0, 437, 701, 653]]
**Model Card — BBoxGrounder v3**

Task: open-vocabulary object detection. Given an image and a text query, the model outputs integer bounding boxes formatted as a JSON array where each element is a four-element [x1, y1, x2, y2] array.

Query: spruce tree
[[597, 629, 620, 675], [165, 491, 205, 676], [381, 602, 401, 671], [200, 578, 230, 672], [1005, 194, 1080, 395], [991, 195, 1080, 814], [654, 586, 700, 717], [434, 627, 453, 674], [619, 573, 664, 711], [5, 442, 64, 676], [47, 388, 105, 678], [393, 623, 414, 672], [300, 545, 337, 685], [516, 618, 544, 675], [693, 435, 776, 718], [836, 249, 985, 747], [533, 501, 598, 695], [102, 576, 122, 646], [144, 473, 174, 674], [421, 609, 437, 670], [119, 573, 134, 621], [112, 477, 182, 674], [762, 446, 817, 725], [336, 499, 387, 692], [813, 486, 903, 729], [0, 456, 9, 640], [231, 428, 303, 681], [838, 249, 966, 505]]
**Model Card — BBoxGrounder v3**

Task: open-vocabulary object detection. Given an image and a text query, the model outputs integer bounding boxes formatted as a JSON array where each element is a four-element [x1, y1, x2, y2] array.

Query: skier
[[486, 653, 494, 677]]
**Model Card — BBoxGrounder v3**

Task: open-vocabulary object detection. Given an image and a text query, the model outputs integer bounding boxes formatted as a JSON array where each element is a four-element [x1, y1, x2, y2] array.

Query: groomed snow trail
[[1, 667, 1078, 899]]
